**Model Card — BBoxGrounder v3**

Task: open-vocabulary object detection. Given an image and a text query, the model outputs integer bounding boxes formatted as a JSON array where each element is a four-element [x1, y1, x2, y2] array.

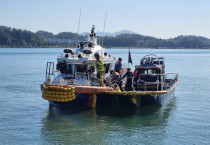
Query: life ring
[[64, 49, 73, 53], [83, 50, 92, 54]]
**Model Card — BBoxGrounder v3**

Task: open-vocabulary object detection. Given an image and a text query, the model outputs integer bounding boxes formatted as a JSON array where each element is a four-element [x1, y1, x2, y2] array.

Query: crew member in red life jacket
[[122, 67, 134, 91], [115, 58, 122, 74], [112, 71, 123, 91], [113, 72, 120, 81]]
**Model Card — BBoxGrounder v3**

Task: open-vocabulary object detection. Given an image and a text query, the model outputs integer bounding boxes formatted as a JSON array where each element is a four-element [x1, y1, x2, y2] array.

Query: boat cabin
[[45, 25, 116, 86], [55, 54, 115, 86], [134, 54, 165, 91]]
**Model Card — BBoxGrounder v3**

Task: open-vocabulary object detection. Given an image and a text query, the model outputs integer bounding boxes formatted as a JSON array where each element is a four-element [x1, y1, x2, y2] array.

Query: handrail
[[46, 62, 54, 82], [141, 54, 160, 65], [138, 73, 178, 91]]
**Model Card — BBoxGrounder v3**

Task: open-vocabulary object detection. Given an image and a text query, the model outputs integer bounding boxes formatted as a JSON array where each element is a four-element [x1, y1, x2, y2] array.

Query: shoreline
[[1, 47, 210, 49]]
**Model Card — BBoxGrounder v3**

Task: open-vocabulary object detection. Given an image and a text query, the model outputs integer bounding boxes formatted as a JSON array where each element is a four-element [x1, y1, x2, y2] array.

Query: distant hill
[[80, 30, 136, 37], [103, 34, 210, 48], [1, 25, 210, 48], [0, 26, 75, 47], [35, 30, 85, 44], [36, 30, 84, 39], [0, 26, 46, 47], [36, 31, 54, 38]]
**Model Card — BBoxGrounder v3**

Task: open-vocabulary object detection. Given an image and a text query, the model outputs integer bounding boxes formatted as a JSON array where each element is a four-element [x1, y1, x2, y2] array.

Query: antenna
[[76, 10, 81, 47], [102, 11, 107, 47], [77, 10, 81, 34]]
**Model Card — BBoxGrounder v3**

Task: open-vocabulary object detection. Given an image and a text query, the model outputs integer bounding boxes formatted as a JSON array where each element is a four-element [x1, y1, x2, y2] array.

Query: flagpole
[[128, 47, 132, 68], [128, 48, 130, 68]]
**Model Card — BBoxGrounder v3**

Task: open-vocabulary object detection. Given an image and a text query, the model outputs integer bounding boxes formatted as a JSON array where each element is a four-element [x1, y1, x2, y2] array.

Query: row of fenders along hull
[[48, 88, 175, 109]]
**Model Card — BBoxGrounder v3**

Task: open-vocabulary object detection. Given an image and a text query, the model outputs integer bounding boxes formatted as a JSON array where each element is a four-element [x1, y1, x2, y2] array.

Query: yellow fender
[[116, 87, 120, 92], [70, 94, 75, 98], [122, 91, 127, 95], [54, 86, 59, 91], [131, 97, 137, 105], [127, 91, 133, 95], [67, 88, 72, 92], [163, 91, 168, 94], [105, 91, 110, 94], [132, 91, 138, 95], [59, 87, 64, 91], [109, 91, 114, 95]]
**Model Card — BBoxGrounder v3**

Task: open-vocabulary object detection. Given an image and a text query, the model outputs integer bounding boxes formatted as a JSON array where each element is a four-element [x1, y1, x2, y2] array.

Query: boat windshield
[[138, 68, 158, 82], [76, 64, 87, 73], [80, 42, 93, 48], [57, 63, 72, 74], [138, 68, 157, 75]]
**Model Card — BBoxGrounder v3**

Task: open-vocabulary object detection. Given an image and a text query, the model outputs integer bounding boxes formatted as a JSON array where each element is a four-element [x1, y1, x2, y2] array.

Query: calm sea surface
[[0, 48, 210, 145]]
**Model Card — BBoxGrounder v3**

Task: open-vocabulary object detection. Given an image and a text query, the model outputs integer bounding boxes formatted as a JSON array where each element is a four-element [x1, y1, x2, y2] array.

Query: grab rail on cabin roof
[[141, 54, 160, 65]]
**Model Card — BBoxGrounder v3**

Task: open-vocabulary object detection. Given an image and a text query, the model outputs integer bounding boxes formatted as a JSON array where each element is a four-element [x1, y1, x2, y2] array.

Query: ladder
[[46, 62, 54, 82]]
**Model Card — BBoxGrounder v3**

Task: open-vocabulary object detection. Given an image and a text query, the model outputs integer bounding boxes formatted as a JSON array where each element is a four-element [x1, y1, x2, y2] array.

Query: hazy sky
[[1, 0, 210, 39]]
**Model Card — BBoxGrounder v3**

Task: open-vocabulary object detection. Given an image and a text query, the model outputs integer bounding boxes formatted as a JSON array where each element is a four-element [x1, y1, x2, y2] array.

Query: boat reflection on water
[[40, 98, 176, 144]]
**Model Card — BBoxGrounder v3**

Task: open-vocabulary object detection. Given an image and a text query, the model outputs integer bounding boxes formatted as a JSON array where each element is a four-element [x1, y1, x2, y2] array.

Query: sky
[[0, 0, 210, 39]]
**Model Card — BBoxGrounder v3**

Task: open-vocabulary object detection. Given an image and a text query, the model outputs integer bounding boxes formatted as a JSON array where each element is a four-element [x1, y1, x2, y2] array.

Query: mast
[[102, 11, 107, 47], [76, 10, 81, 48], [77, 10, 81, 34]]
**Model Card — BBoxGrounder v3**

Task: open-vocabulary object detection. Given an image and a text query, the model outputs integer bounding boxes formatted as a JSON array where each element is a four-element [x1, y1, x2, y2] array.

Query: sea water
[[0, 48, 210, 144]]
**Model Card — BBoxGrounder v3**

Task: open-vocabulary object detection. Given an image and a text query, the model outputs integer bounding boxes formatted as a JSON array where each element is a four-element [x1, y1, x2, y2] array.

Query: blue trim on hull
[[141, 88, 175, 106], [48, 88, 175, 109], [49, 93, 136, 109], [49, 93, 90, 109], [96, 94, 136, 107]]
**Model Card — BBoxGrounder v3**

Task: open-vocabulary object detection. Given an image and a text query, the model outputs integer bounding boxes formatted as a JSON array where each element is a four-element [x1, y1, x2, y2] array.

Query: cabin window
[[147, 69, 157, 74], [138, 68, 158, 82], [56, 63, 72, 74], [57, 63, 66, 73], [66, 64, 72, 74], [76, 64, 87, 73], [138, 69, 157, 75]]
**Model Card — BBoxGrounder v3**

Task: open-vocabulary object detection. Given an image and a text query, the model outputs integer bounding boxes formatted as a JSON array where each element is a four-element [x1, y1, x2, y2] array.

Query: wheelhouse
[[134, 54, 165, 91]]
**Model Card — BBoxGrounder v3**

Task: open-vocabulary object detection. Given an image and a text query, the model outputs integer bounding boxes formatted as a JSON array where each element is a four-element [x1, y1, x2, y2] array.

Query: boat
[[41, 26, 178, 109], [41, 25, 126, 108], [95, 54, 178, 107], [134, 54, 178, 106]]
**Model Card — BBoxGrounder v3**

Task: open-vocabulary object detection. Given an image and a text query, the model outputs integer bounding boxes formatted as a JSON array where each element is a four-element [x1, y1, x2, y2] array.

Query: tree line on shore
[[1, 25, 210, 48]]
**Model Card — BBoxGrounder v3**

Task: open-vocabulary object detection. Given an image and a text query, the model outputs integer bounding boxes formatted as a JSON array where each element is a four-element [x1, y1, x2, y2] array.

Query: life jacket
[[95, 59, 104, 72], [113, 72, 120, 80], [115, 61, 122, 72], [125, 71, 133, 85]]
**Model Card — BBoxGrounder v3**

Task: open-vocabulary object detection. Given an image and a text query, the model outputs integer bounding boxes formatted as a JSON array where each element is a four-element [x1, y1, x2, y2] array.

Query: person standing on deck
[[115, 58, 122, 75], [122, 67, 134, 91], [94, 53, 104, 86], [104, 52, 108, 59], [112, 71, 123, 91]]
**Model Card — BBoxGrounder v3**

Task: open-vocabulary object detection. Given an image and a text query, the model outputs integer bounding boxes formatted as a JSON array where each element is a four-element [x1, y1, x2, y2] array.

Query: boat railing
[[121, 65, 128, 75], [52, 69, 90, 80], [53, 70, 59, 78], [138, 73, 178, 91], [164, 73, 178, 90]]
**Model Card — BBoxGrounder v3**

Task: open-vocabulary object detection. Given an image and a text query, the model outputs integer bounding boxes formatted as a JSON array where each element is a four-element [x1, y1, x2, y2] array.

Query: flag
[[128, 48, 132, 65]]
